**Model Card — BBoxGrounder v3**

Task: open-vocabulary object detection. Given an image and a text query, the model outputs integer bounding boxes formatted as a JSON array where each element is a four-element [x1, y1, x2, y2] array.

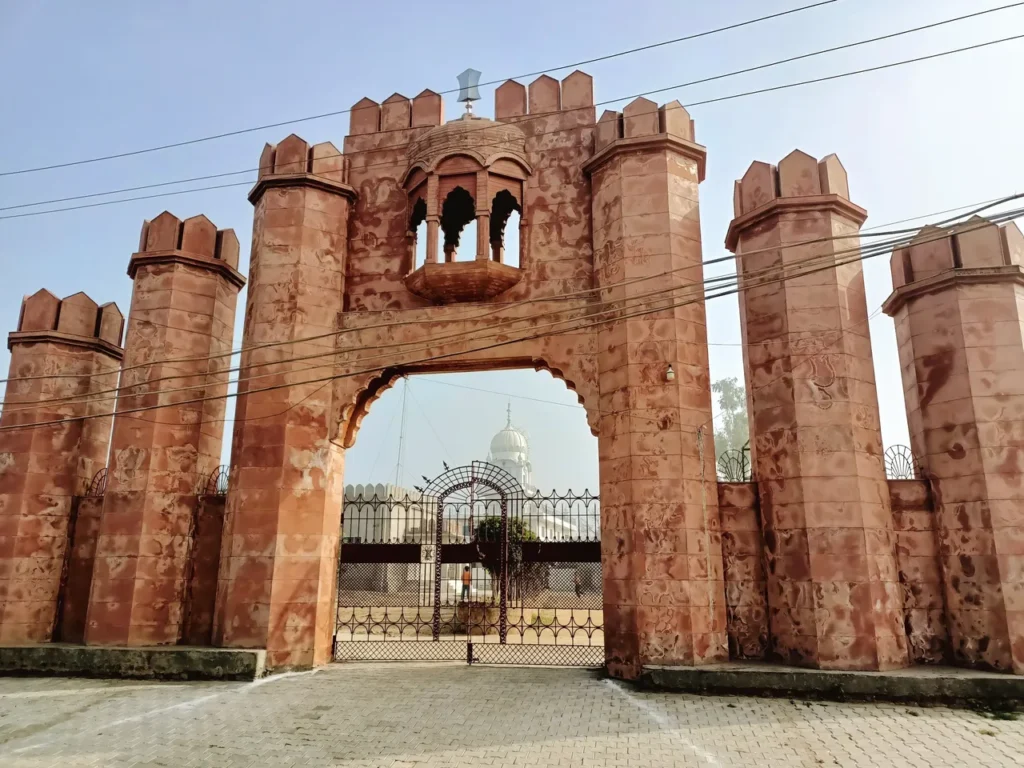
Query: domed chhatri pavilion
[[2, 68, 1024, 681]]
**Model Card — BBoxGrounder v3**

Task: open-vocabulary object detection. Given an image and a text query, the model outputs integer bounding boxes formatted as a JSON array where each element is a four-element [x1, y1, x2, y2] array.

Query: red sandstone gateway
[[2, 70, 1022, 679]]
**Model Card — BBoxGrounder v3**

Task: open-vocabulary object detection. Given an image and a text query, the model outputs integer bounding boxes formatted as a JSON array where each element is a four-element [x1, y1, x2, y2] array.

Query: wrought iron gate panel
[[334, 462, 603, 666]]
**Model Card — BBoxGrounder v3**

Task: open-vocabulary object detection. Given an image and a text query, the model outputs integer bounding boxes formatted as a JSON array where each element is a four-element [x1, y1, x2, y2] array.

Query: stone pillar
[[426, 176, 440, 265], [585, 98, 727, 678], [727, 151, 908, 670], [215, 134, 354, 670], [0, 290, 123, 642], [84, 212, 244, 646], [884, 217, 1024, 672], [475, 169, 490, 261]]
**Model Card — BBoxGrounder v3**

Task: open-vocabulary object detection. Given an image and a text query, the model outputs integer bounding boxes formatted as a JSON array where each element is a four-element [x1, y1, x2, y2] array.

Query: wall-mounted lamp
[[665, 364, 675, 382]]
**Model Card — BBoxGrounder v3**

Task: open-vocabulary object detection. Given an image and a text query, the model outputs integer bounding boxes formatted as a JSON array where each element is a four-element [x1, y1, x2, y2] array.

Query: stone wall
[[719, 482, 768, 660], [55, 495, 104, 644], [181, 495, 225, 647], [889, 479, 946, 664]]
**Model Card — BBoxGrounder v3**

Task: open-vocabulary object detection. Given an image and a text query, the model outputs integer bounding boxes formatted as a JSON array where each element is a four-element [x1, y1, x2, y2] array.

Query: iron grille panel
[[469, 644, 604, 667], [334, 641, 466, 662], [336, 463, 603, 667]]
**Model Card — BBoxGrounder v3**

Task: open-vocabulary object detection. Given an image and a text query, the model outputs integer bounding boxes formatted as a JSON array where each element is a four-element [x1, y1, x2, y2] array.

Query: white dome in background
[[487, 405, 533, 490], [490, 422, 528, 460]]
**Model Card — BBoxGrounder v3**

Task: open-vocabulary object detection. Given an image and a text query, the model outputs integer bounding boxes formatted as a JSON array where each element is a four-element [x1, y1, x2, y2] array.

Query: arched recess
[[409, 197, 427, 269], [334, 358, 600, 452], [490, 189, 522, 266], [440, 186, 475, 262]]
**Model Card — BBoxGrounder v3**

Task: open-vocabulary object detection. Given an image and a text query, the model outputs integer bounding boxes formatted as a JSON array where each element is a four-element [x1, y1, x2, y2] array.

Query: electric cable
[[1, 202, 1009, 433], [3, 6, 1022, 217], [0, 2, 840, 178]]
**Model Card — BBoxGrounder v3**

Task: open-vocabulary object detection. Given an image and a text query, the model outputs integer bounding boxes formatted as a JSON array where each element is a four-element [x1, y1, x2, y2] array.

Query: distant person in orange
[[461, 566, 472, 602]]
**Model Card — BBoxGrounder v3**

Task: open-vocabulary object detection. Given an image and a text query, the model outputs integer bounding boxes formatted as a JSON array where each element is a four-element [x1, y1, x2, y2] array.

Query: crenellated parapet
[[130, 211, 244, 288], [493, 71, 594, 120], [9, 289, 123, 358], [250, 134, 354, 205], [583, 98, 705, 182], [886, 216, 1024, 305], [726, 150, 858, 251], [349, 90, 445, 135]]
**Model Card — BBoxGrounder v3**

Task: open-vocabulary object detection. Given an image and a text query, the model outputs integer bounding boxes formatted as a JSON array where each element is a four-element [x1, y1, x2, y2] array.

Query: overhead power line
[[1, 189, 1019, 409], [1, 203, 1017, 431], [405, 381, 455, 463], [4, 33, 1023, 222], [4, 2, 1023, 217], [0, 1, 839, 179], [417, 378, 585, 411], [0, 244, 934, 433]]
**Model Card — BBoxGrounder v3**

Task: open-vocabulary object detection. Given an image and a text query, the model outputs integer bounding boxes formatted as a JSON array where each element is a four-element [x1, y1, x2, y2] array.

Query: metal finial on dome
[[457, 68, 482, 116], [506, 401, 511, 428]]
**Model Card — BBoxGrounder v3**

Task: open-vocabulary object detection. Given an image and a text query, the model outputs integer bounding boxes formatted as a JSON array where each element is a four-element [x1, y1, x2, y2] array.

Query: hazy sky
[[2, 0, 1023, 492]]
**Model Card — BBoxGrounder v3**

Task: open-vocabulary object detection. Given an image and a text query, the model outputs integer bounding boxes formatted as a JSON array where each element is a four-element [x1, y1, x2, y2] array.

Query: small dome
[[407, 114, 529, 173], [489, 406, 529, 462]]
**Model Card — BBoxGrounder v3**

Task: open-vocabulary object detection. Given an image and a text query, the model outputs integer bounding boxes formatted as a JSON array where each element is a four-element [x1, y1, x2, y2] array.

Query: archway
[[333, 370, 602, 666], [220, 102, 725, 678]]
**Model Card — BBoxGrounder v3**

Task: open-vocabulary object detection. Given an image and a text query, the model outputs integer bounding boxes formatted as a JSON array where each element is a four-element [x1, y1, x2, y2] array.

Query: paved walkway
[[0, 663, 1021, 766]]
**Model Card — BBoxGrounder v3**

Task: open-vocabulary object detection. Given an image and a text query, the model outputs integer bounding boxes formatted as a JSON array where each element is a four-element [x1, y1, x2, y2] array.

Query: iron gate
[[333, 462, 603, 666]]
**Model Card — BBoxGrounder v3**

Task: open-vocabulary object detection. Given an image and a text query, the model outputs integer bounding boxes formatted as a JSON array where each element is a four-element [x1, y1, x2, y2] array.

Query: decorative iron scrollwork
[[717, 442, 752, 482], [202, 465, 230, 496], [884, 445, 920, 480], [85, 467, 107, 497]]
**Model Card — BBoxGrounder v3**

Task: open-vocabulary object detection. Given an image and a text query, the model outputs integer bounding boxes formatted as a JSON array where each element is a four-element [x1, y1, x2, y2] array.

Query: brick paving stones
[[1, 663, 1021, 767]]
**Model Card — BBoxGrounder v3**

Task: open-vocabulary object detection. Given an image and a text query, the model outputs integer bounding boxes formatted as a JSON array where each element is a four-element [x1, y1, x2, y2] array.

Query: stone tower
[[885, 217, 1024, 672], [727, 151, 908, 670], [0, 291, 123, 642]]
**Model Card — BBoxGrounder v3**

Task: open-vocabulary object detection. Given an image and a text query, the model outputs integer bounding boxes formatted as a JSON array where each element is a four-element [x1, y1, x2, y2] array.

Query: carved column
[[475, 169, 490, 261], [884, 217, 1024, 672], [727, 151, 908, 670], [426, 176, 440, 265], [585, 98, 727, 678], [85, 212, 244, 646], [215, 135, 354, 670], [0, 291, 123, 642]]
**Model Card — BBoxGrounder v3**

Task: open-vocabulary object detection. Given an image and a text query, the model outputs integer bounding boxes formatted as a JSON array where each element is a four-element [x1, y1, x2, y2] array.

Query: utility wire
[[0, 198, 955, 387], [37, 186, 999, 430], [3, 2, 1020, 215], [367, 398, 400, 479], [405, 380, 455, 463], [418, 378, 585, 411], [2, 190, 1019, 412], [0, 1, 839, 178], [0, 209, 999, 414], [1, 204, 1015, 433], [6, 28, 1023, 220]]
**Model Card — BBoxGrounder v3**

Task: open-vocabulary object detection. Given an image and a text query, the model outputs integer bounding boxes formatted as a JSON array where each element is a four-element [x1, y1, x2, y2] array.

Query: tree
[[473, 516, 544, 600], [712, 377, 749, 459]]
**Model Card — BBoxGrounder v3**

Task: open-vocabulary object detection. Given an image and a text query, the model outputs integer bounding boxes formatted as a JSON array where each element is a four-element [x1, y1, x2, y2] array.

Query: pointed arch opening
[[440, 186, 475, 262], [409, 197, 427, 269], [489, 190, 522, 267]]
